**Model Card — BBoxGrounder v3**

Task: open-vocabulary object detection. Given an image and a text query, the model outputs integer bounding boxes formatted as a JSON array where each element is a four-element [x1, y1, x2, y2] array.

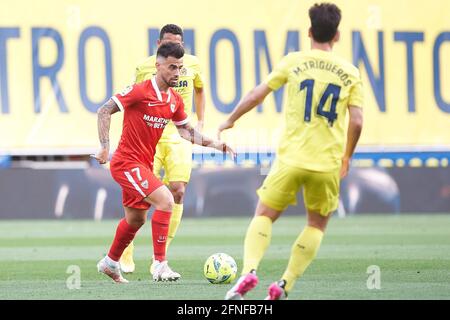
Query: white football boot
[[97, 256, 129, 283], [151, 260, 181, 282]]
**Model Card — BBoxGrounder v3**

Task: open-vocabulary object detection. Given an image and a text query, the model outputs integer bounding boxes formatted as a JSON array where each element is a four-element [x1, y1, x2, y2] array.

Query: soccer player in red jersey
[[92, 42, 234, 283]]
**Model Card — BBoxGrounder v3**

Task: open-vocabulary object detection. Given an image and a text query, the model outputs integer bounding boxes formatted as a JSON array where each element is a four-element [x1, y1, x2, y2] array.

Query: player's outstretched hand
[[217, 119, 235, 140], [213, 141, 236, 160], [91, 148, 109, 164]]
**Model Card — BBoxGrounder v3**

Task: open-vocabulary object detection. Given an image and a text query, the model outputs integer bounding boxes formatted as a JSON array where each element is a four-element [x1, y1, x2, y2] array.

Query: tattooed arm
[[92, 98, 120, 164], [176, 122, 235, 158]]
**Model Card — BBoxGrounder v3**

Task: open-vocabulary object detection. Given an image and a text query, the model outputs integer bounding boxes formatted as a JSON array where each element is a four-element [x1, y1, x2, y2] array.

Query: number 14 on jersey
[[299, 79, 341, 127]]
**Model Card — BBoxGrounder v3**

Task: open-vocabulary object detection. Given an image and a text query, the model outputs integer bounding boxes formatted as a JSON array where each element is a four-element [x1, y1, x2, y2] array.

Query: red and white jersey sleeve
[[111, 84, 144, 111]]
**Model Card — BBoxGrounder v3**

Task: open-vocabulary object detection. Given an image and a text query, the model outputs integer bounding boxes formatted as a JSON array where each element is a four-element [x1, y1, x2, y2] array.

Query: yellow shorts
[[257, 160, 340, 216], [153, 140, 193, 184]]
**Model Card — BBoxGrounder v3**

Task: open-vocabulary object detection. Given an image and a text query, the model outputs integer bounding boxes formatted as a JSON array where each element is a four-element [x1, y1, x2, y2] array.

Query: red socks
[[107, 210, 171, 262], [108, 218, 140, 261], [152, 210, 172, 261]]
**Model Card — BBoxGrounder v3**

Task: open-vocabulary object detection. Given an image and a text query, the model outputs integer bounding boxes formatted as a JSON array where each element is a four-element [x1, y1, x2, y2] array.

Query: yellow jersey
[[135, 54, 204, 143], [265, 49, 363, 172]]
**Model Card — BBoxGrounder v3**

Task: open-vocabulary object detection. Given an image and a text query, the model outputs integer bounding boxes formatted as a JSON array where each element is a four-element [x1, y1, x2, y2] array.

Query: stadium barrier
[[0, 164, 449, 219]]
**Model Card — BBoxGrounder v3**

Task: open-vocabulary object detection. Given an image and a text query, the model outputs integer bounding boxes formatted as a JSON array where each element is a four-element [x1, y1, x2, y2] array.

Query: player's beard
[[163, 75, 178, 88]]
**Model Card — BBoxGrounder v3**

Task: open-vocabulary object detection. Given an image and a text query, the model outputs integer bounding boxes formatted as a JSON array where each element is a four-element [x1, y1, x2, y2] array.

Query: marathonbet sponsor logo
[[143, 114, 170, 129]]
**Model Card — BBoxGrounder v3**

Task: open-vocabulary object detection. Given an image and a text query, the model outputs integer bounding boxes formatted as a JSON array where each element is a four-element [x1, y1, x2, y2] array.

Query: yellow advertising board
[[0, 0, 449, 154]]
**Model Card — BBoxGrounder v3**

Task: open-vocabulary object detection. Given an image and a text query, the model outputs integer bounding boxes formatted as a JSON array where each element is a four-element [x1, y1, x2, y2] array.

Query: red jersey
[[111, 77, 188, 168]]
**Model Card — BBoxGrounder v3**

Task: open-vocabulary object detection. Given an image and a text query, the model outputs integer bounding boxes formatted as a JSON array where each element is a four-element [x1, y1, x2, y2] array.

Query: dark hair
[[156, 42, 184, 59], [159, 24, 183, 40], [309, 3, 341, 43]]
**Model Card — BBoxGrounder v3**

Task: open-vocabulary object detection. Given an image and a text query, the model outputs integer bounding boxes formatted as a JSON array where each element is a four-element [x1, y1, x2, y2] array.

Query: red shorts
[[110, 157, 163, 210]]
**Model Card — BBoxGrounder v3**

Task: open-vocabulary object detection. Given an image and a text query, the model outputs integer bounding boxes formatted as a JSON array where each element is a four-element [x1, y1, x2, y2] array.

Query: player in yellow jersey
[[219, 3, 363, 299], [120, 24, 205, 280]]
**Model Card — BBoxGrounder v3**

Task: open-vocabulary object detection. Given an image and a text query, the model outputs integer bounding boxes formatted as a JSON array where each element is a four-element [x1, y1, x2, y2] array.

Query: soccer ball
[[203, 253, 238, 284]]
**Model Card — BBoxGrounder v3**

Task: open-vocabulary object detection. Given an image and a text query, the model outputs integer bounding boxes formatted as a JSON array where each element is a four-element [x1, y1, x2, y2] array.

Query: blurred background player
[[119, 24, 206, 279], [93, 42, 233, 283], [218, 2, 364, 299]]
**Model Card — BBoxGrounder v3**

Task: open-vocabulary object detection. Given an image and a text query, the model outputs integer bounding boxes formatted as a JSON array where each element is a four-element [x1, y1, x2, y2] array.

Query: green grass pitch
[[0, 215, 449, 300]]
